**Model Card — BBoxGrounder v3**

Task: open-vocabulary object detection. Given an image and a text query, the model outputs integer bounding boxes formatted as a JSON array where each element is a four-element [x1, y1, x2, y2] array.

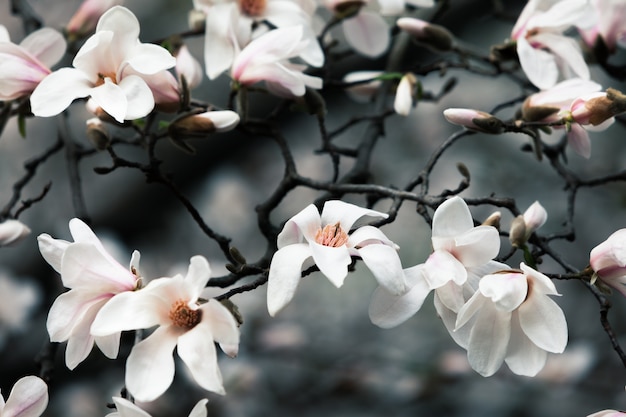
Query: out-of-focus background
[[1, 0, 626, 416]]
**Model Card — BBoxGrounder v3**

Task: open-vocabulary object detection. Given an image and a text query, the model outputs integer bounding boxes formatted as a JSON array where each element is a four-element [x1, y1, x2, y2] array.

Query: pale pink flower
[[38, 218, 140, 369], [0, 376, 48, 417], [579, 0, 626, 53], [455, 263, 568, 377], [0, 25, 66, 101], [66, 0, 124, 38], [0, 220, 30, 247], [511, 0, 593, 89], [443, 108, 504, 133], [30, 6, 176, 122], [106, 396, 209, 417], [268, 200, 405, 316], [91, 256, 240, 402], [590, 229, 626, 297], [232, 25, 323, 97]]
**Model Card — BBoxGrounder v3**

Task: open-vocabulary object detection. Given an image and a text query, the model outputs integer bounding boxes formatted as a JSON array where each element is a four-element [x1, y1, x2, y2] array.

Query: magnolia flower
[[369, 196, 501, 328], [0, 25, 66, 101], [91, 256, 240, 402], [38, 218, 140, 370], [590, 229, 626, 297], [106, 397, 209, 417], [0, 376, 48, 417], [0, 220, 30, 247], [509, 200, 547, 247], [268, 200, 405, 316], [393, 73, 417, 116], [232, 25, 323, 97], [66, 0, 124, 38], [30, 6, 176, 122], [511, 0, 593, 89], [443, 108, 504, 134], [579, 0, 626, 54], [455, 263, 568, 377]]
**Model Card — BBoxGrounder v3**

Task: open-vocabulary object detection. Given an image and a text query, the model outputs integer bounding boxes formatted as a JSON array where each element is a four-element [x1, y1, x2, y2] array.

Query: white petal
[[37, 234, 69, 273], [117, 74, 155, 120], [309, 242, 351, 287], [379, 0, 405, 15], [479, 272, 527, 312], [518, 294, 568, 353], [202, 299, 239, 349], [126, 43, 176, 75], [178, 322, 225, 395], [535, 32, 589, 80], [517, 36, 558, 89], [423, 250, 467, 288], [183, 256, 212, 301], [188, 399, 209, 417], [434, 290, 469, 349], [89, 77, 128, 122], [61, 243, 135, 291], [348, 225, 396, 248], [342, 11, 390, 58], [110, 397, 151, 417], [126, 325, 180, 402], [90, 289, 166, 336], [452, 225, 501, 266], [432, 196, 474, 238], [64, 297, 109, 369], [94, 333, 121, 359], [357, 244, 406, 294], [321, 200, 387, 230], [277, 204, 321, 247], [394, 74, 413, 116], [567, 123, 591, 158], [3, 376, 48, 417], [466, 300, 511, 376], [20, 27, 66, 68], [30, 68, 93, 117], [368, 264, 430, 328], [504, 312, 547, 376], [46, 290, 106, 343], [267, 243, 312, 316]]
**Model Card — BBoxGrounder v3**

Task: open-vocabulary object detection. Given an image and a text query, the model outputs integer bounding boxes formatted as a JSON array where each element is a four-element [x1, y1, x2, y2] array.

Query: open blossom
[[455, 263, 568, 377], [0, 220, 30, 247], [590, 229, 626, 297], [0, 376, 48, 417], [38, 218, 140, 370], [91, 256, 240, 402], [268, 200, 406, 316], [30, 6, 176, 122], [511, 0, 593, 89], [106, 397, 208, 417], [0, 25, 66, 101], [232, 25, 323, 97], [369, 196, 501, 329]]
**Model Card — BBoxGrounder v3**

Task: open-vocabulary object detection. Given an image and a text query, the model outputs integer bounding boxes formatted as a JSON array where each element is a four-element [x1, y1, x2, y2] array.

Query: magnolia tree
[[1, 0, 626, 415]]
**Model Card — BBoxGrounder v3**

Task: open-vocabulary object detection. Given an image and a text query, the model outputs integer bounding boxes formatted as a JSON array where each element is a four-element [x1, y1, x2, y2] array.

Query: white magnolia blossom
[[455, 263, 568, 377], [231, 25, 323, 97], [0, 25, 66, 101], [0, 270, 40, 349], [369, 196, 501, 328], [268, 200, 406, 316], [30, 6, 176, 122], [91, 256, 240, 402], [0, 220, 30, 247], [38, 218, 140, 370], [511, 0, 593, 89], [106, 396, 209, 417], [0, 376, 48, 417]]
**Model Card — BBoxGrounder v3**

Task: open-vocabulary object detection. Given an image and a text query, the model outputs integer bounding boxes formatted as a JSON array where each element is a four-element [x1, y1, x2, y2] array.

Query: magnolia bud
[[86, 117, 110, 150], [509, 215, 527, 248], [394, 73, 418, 116], [169, 110, 240, 138], [397, 17, 454, 52], [482, 211, 501, 229], [0, 219, 31, 247], [570, 88, 626, 126], [522, 201, 547, 237], [443, 108, 504, 134]]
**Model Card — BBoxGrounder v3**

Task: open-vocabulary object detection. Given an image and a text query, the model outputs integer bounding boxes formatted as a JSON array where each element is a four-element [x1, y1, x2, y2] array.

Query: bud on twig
[[509, 215, 527, 248], [397, 17, 455, 52], [443, 108, 504, 134], [482, 211, 501, 229], [86, 117, 110, 150], [0, 219, 31, 247]]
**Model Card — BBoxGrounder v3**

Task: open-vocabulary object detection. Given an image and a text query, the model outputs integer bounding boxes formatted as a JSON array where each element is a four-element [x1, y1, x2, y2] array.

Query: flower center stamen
[[169, 299, 201, 329], [238, 0, 267, 17], [315, 222, 348, 247], [96, 72, 117, 86]]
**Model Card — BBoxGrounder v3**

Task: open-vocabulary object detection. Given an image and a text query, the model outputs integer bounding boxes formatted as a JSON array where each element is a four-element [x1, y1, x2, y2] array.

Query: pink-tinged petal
[[348, 225, 396, 248], [504, 312, 547, 376], [68, 218, 99, 244], [432, 196, 474, 238], [534, 32, 589, 80], [94, 333, 121, 359], [520, 263, 560, 296], [72, 31, 115, 81], [297, 26, 325, 68], [37, 234, 69, 273], [178, 322, 225, 395], [423, 250, 467, 288], [357, 244, 406, 295], [3, 376, 48, 417], [320, 200, 387, 231], [201, 300, 239, 350], [368, 264, 430, 328], [109, 397, 151, 417], [176, 44, 203, 89], [61, 243, 135, 290], [63, 297, 110, 369], [30, 68, 93, 117], [434, 289, 470, 348], [478, 272, 527, 312], [126, 325, 180, 402], [183, 256, 212, 301], [267, 243, 312, 316], [277, 204, 321, 247], [528, 0, 591, 30], [20, 27, 66, 68], [203, 3, 240, 80], [567, 123, 591, 158], [309, 242, 351, 287], [137, 69, 180, 109], [517, 36, 558, 89], [242, 62, 305, 95], [46, 290, 107, 343], [465, 299, 511, 377], [518, 294, 567, 353], [90, 77, 128, 122], [452, 225, 500, 266], [188, 399, 209, 417], [90, 288, 168, 336], [126, 43, 176, 75], [342, 11, 390, 58], [264, 1, 309, 27]]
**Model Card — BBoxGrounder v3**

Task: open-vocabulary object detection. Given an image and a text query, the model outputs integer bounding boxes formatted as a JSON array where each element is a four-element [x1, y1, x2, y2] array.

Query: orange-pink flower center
[[96, 71, 117, 86], [315, 222, 348, 247], [238, 0, 267, 17], [169, 299, 201, 329]]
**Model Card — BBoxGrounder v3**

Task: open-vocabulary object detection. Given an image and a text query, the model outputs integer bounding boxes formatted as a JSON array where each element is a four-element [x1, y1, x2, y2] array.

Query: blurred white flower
[[0, 375, 48, 417], [66, 0, 124, 38], [0, 270, 40, 349], [0, 220, 30, 247], [106, 396, 208, 417]]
